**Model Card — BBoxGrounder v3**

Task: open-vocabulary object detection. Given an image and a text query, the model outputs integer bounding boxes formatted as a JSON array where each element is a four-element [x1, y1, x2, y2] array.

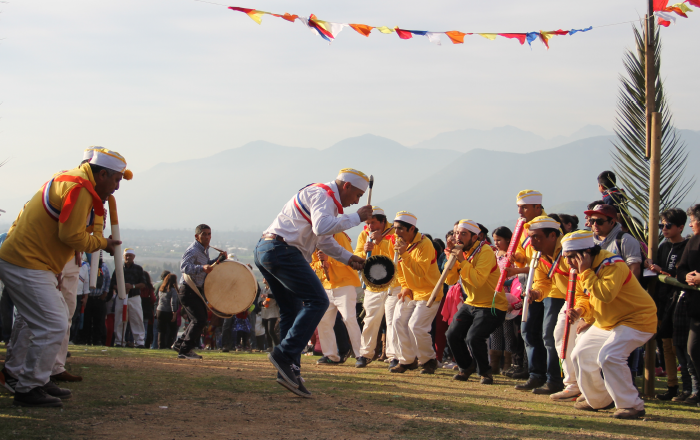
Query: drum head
[[362, 255, 396, 290], [204, 261, 257, 315]]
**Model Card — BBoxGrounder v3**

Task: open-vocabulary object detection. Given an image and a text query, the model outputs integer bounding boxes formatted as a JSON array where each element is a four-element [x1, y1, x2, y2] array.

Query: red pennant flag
[[653, 0, 669, 11], [498, 33, 527, 45], [395, 28, 413, 39], [658, 18, 672, 26], [686, 0, 700, 6]]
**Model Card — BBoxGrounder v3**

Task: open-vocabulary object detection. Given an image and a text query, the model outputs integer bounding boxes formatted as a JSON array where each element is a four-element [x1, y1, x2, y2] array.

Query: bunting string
[[195, 1, 696, 49]]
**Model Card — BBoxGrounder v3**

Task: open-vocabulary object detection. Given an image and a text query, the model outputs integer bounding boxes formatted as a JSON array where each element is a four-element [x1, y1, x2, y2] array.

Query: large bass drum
[[361, 255, 396, 291], [203, 260, 258, 318]]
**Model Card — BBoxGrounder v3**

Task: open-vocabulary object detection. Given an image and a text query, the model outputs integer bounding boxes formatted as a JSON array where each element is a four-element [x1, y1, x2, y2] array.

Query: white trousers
[[53, 260, 80, 375], [572, 324, 653, 411], [553, 303, 584, 393], [317, 285, 361, 362], [359, 286, 401, 358], [393, 299, 439, 365], [0, 258, 69, 393], [114, 296, 145, 346]]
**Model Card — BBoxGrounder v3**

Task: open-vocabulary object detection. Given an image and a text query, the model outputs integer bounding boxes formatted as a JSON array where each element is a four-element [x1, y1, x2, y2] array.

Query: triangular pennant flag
[[350, 23, 373, 37], [656, 11, 678, 24], [498, 33, 527, 44], [685, 0, 700, 7], [653, 0, 670, 10], [478, 33, 498, 40], [445, 30, 466, 44], [526, 32, 540, 47], [272, 13, 299, 23], [376, 26, 396, 34], [425, 32, 442, 45], [568, 26, 593, 35], [409, 30, 428, 36], [395, 28, 413, 39]]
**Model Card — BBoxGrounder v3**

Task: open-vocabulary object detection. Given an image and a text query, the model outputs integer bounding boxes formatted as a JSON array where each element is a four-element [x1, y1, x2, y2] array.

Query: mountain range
[[1, 126, 698, 242]]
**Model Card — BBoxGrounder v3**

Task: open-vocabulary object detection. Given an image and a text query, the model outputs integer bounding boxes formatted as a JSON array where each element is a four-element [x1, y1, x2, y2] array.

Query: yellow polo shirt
[[0, 164, 107, 274], [577, 250, 657, 333], [311, 232, 361, 290], [445, 241, 508, 311], [396, 233, 441, 302], [354, 223, 399, 292]]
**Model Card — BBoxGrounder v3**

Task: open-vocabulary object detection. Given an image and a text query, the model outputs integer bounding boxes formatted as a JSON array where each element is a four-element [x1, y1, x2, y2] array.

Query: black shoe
[[13, 387, 63, 408], [178, 350, 202, 360], [355, 356, 369, 368], [1, 367, 18, 394], [533, 382, 565, 395], [388, 359, 399, 369], [514, 377, 546, 391], [41, 381, 72, 400], [316, 356, 340, 365], [172, 339, 183, 352], [453, 362, 477, 382], [339, 349, 353, 364], [511, 367, 529, 379], [480, 373, 494, 385], [276, 373, 312, 398], [267, 351, 299, 389], [503, 366, 517, 377], [656, 386, 678, 401], [684, 393, 700, 405], [419, 359, 438, 375]]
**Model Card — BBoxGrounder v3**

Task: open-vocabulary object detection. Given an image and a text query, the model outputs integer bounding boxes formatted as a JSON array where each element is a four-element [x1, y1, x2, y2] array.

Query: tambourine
[[361, 255, 396, 291]]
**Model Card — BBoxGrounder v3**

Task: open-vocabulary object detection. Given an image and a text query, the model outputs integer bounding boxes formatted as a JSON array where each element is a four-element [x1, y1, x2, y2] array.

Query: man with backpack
[[585, 204, 642, 279]]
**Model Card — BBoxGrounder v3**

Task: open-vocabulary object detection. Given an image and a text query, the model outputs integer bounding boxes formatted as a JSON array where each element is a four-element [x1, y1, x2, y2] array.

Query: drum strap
[[182, 273, 234, 319]]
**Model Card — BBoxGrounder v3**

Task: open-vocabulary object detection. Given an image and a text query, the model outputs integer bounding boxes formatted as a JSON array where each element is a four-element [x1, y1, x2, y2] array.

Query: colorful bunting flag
[[223, 5, 693, 49]]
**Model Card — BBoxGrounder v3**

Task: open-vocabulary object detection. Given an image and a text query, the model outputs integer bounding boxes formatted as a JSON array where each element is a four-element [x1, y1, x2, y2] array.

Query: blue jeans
[[521, 301, 546, 382], [542, 297, 565, 386], [254, 239, 329, 371]]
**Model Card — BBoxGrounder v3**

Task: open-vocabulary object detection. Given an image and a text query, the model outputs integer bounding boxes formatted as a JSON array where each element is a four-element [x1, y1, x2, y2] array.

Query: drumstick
[[108, 196, 127, 302], [367, 175, 374, 205], [427, 244, 463, 308], [209, 245, 226, 254], [560, 268, 577, 362]]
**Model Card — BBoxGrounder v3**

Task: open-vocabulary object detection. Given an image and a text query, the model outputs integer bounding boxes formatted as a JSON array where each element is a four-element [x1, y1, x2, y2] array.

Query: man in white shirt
[[255, 169, 372, 398]]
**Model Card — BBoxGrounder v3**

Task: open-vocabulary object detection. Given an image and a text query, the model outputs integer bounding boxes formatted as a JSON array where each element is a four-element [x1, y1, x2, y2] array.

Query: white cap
[[561, 231, 595, 252], [516, 189, 543, 206], [527, 216, 560, 231], [124, 248, 135, 256], [90, 149, 127, 173], [371, 206, 385, 216], [337, 168, 369, 192], [394, 211, 417, 227], [457, 219, 480, 235], [83, 146, 102, 161]]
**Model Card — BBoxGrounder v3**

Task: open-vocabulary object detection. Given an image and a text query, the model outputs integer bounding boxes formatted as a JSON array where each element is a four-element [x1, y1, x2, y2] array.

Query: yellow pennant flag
[[478, 33, 498, 40], [376, 26, 396, 34]]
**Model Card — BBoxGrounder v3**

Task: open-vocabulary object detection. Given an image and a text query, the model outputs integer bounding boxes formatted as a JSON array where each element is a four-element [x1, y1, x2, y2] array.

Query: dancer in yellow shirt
[[389, 211, 442, 375], [564, 230, 656, 419]]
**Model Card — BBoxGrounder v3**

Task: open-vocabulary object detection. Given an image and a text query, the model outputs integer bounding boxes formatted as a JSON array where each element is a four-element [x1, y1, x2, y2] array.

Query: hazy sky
[[0, 0, 698, 176]]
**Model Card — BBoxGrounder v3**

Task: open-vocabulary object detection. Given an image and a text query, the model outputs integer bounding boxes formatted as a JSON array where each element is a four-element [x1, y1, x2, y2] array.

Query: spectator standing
[[111, 248, 147, 348], [156, 273, 179, 349], [260, 279, 280, 352], [141, 272, 156, 348], [69, 260, 91, 343], [585, 204, 642, 278], [81, 257, 110, 346], [597, 170, 627, 209]]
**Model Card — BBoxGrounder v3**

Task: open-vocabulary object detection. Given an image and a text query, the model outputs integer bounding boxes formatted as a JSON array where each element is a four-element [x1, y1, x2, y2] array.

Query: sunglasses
[[659, 223, 677, 230], [589, 218, 609, 226]]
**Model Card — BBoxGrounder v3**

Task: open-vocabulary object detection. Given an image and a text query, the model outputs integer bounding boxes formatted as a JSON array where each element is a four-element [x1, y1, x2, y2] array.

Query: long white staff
[[89, 250, 102, 289], [108, 195, 128, 343], [521, 251, 542, 322]]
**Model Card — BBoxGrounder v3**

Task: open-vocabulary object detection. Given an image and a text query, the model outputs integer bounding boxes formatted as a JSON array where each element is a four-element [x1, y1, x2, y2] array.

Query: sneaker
[[533, 382, 565, 395], [655, 386, 678, 401], [442, 362, 457, 370], [672, 391, 691, 402], [612, 408, 646, 419], [390, 360, 418, 374], [172, 340, 182, 352], [550, 389, 581, 402], [514, 377, 546, 392], [419, 359, 438, 375], [316, 357, 341, 365], [355, 356, 369, 368], [503, 365, 517, 377], [13, 387, 63, 408], [276, 373, 312, 398], [41, 381, 72, 400], [684, 393, 700, 405], [1, 367, 18, 394], [383, 358, 391, 364], [267, 351, 299, 389], [178, 350, 203, 360], [388, 359, 399, 369], [339, 349, 353, 364], [50, 371, 83, 382], [480, 373, 494, 385], [453, 363, 477, 382]]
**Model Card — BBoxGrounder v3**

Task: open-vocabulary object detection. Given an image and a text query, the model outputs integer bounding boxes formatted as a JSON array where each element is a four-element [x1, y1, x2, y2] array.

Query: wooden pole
[[644, 2, 655, 158], [643, 112, 662, 398]]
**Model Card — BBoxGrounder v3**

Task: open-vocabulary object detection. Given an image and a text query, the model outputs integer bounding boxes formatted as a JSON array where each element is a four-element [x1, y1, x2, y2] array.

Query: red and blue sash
[[594, 255, 625, 276], [42, 173, 104, 224], [294, 183, 343, 225]]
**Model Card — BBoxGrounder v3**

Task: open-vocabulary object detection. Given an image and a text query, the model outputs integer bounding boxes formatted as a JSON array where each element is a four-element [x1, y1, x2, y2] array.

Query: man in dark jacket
[[597, 171, 627, 210], [645, 208, 688, 400]]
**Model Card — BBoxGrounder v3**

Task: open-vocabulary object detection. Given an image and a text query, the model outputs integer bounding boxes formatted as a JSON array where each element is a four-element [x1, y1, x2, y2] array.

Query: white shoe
[[442, 362, 456, 369], [550, 388, 582, 402]]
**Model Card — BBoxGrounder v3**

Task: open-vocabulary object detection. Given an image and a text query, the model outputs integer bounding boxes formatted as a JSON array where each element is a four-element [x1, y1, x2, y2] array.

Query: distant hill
[[411, 124, 613, 154]]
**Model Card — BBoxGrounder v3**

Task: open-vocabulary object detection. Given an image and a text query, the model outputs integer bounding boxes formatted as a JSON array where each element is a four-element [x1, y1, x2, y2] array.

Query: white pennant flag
[[425, 32, 442, 46]]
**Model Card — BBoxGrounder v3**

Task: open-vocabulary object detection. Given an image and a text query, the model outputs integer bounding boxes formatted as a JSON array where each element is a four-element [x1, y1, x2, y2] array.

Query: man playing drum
[[353, 206, 400, 369], [0, 148, 125, 407], [255, 169, 371, 398], [174, 224, 226, 360]]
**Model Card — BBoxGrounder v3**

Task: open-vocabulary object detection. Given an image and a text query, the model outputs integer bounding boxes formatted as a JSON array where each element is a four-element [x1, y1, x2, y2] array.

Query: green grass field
[[1, 346, 699, 439]]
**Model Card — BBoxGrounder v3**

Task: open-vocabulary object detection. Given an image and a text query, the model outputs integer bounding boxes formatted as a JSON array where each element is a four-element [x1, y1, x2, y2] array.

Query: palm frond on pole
[[610, 24, 694, 243]]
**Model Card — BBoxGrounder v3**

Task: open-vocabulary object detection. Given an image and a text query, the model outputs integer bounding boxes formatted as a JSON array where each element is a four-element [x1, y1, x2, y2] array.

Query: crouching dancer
[[564, 230, 657, 419]]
